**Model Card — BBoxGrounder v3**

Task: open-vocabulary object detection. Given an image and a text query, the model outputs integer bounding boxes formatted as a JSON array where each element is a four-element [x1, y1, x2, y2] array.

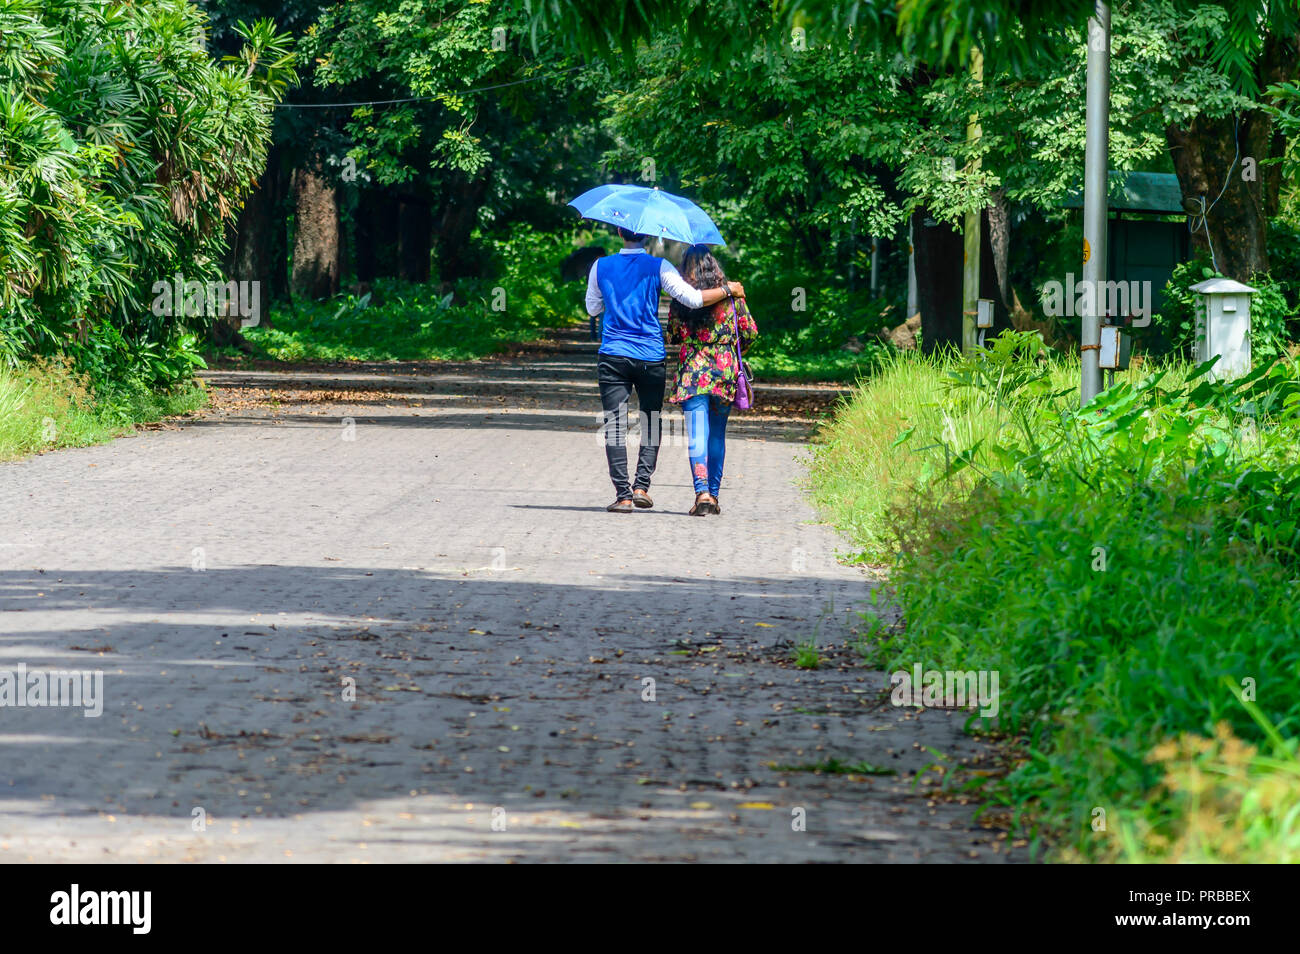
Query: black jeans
[[597, 354, 666, 499]]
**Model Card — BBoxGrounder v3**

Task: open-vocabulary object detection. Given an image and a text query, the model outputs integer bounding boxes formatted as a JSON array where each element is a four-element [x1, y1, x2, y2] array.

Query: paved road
[[0, 330, 1019, 862]]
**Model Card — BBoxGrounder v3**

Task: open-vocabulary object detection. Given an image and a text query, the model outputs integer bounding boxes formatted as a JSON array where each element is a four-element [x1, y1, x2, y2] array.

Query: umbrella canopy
[[568, 184, 724, 246]]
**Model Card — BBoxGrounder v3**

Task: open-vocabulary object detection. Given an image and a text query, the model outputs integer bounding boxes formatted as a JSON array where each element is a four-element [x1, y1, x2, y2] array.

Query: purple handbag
[[730, 297, 753, 410]]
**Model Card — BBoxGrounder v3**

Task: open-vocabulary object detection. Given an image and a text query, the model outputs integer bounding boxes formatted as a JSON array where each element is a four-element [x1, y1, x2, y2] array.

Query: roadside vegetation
[[236, 229, 580, 363], [0, 359, 205, 461], [811, 331, 1300, 861], [0, 1, 290, 459]]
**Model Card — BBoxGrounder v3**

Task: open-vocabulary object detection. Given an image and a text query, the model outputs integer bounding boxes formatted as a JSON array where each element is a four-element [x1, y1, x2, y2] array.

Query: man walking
[[585, 227, 744, 512]]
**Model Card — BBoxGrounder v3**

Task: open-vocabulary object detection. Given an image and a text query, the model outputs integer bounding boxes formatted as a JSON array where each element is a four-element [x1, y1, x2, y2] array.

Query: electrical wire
[[274, 66, 584, 109], [1187, 112, 1240, 275]]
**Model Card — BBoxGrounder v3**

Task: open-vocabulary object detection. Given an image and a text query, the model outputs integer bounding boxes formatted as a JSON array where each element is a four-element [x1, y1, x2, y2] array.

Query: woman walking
[[667, 245, 758, 515]]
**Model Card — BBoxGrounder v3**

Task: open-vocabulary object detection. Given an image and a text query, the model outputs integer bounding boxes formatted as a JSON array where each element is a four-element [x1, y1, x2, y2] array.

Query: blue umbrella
[[568, 184, 725, 246]]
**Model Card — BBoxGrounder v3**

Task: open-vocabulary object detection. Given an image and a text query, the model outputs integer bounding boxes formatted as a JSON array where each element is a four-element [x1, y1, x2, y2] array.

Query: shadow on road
[[0, 562, 1016, 862]]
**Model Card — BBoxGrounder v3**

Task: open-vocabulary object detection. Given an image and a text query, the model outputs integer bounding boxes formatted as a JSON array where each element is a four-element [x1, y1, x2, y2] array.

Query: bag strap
[[730, 295, 744, 369]]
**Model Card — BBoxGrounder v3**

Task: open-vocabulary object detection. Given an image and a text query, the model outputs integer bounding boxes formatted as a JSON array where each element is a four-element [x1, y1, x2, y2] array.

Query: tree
[[0, 0, 293, 376], [297, 0, 606, 288], [204, 1, 321, 305], [523, 0, 1300, 287], [1155, 3, 1298, 278], [568, 4, 1208, 348]]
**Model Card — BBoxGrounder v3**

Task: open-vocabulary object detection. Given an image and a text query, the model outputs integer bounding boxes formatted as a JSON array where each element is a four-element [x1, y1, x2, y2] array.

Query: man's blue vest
[[595, 252, 666, 362]]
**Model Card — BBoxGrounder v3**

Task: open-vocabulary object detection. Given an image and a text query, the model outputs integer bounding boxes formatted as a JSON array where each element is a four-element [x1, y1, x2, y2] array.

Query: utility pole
[[907, 220, 918, 319], [1081, 2, 1110, 405], [961, 47, 984, 354]]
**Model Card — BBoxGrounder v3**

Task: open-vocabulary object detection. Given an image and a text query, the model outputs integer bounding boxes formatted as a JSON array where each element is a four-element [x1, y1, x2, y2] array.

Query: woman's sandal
[[689, 492, 718, 516]]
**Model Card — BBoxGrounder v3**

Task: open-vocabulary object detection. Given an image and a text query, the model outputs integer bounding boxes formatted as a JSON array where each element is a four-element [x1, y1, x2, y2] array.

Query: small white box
[[1190, 278, 1256, 381]]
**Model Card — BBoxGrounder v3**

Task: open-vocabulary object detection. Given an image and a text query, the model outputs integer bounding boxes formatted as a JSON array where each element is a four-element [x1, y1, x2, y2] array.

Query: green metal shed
[[1062, 171, 1191, 320]]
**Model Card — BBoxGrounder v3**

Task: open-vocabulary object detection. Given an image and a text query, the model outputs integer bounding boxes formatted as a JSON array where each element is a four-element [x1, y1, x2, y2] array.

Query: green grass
[[809, 332, 1300, 861], [809, 346, 1193, 559], [0, 358, 206, 461], [244, 284, 878, 379], [747, 350, 878, 383], [240, 227, 586, 364], [243, 278, 577, 363], [791, 640, 822, 669]]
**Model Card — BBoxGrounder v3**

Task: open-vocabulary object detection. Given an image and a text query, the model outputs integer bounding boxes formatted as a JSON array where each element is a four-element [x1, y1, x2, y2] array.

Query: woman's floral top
[[667, 296, 758, 405]]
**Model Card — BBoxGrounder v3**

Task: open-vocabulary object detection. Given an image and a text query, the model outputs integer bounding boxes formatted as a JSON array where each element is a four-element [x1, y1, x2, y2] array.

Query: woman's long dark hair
[[669, 245, 728, 332]]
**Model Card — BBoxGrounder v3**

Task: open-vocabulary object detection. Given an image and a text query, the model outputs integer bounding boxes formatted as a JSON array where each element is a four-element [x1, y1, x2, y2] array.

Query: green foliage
[[0, 355, 205, 460], [1149, 259, 1216, 354], [792, 640, 822, 669], [524, 0, 1297, 357], [1266, 216, 1300, 301], [589, 3, 1234, 355], [1244, 275, 1296, 362], [304, 0, 505, 183], [811, 339, 1087, 557], [1151, 259, 1298, 361], [300, 0, 602, 241], [813, 338, 1300, 860], [245, 225, 580, 361], [1112, 715, 1300, 863], [0, 0, 292, 390], [744, 284, 894, 381], [524, 1, 1296, 100]]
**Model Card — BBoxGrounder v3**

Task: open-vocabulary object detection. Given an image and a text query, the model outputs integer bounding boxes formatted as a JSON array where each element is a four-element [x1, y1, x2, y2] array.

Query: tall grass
[[0, 358, 204, 461], [811, 344, 1084, 558], [1109, 717, 1300, 863], [809, 334, 1300, 861], [810, 345, 1204, 559]]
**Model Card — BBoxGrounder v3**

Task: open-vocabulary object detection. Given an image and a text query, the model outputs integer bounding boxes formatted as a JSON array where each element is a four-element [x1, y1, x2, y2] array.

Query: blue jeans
[[682, 394, 731, 497]]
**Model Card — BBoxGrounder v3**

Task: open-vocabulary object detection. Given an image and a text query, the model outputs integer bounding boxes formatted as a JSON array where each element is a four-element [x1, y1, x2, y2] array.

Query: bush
[[0, 0, 291, 388], [245, 225, 581, 362], [810, 335, 1084, 558], [812, 333, 1300, 860], [1149, 259, 1297, 363], [0, 356, 204, 459], [741, 277, 897, 382]]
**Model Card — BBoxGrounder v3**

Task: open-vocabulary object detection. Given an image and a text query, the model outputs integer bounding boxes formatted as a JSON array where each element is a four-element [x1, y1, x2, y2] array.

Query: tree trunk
[[911, 209, 964, 353], [398, 199, 432, 283], [433, 174, 490, 286], [215, 145, 286, 346], [290, 165, 341, 299], [980, 203, 1013, 334], [1165, 31, 1297, 280], [985, 188, 1012, 311], [265, 154, 290, 302], [353, 190, 399, 283]]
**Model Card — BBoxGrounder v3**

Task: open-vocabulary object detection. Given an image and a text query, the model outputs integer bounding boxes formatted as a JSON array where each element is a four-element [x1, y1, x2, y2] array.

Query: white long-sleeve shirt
[[584, 247, 704, 316]]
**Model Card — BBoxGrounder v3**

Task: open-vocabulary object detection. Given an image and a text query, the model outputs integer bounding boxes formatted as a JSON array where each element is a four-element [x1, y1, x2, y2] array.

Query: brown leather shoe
[[607, 498, 634, 513], [632, 489, 653, 509]]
